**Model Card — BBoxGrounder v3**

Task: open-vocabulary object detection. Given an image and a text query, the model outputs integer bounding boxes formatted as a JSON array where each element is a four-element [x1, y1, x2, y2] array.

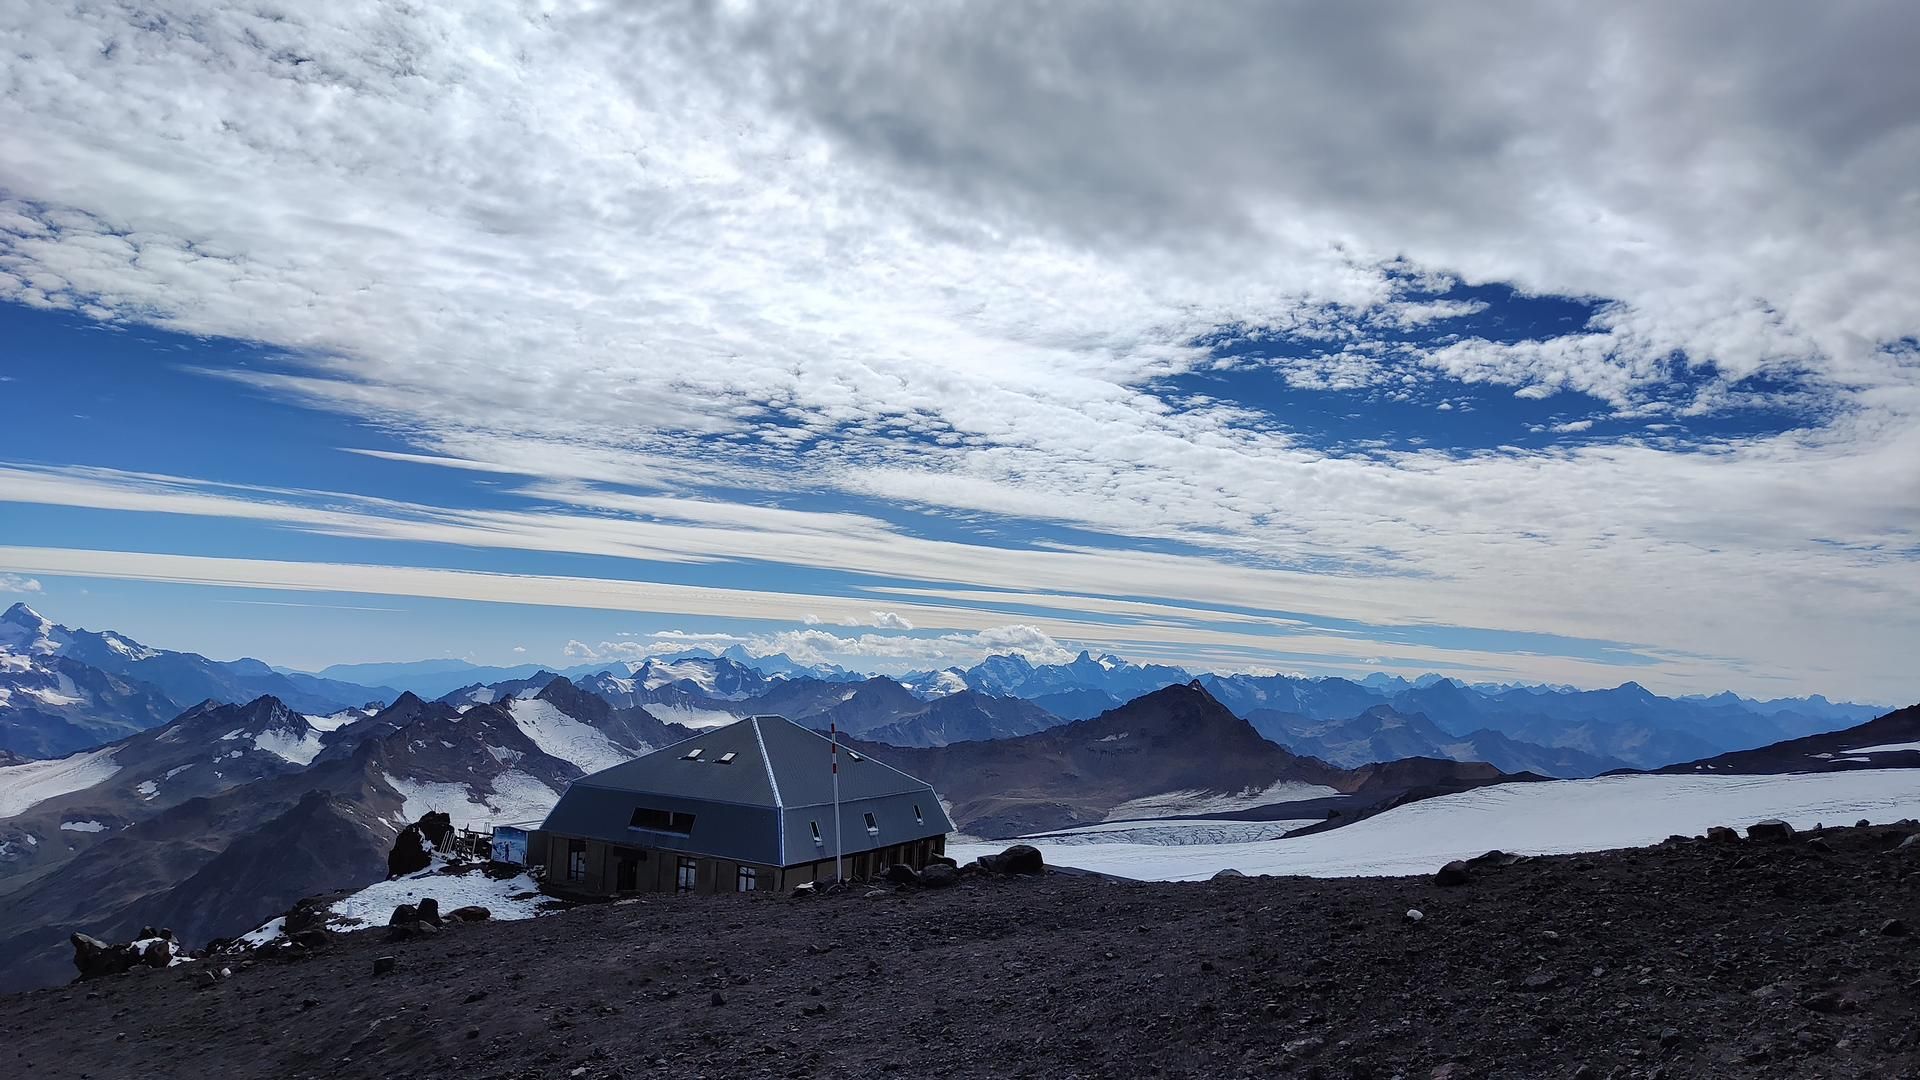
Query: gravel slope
[[1, 822, 1916, 1080]]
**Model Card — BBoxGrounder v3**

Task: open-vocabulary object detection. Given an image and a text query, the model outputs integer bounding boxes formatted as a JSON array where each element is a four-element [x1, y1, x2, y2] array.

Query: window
[[682, 748, 703, 760], [810, 820, 822, 844], [716, 751, 736, 764], [863, 811, 879, 835], [676, 856, 698, 893], [913, 803, 924, 825], [847, 751, 864, 762], [736, 866, 757, 892], [628, 807, 695, 834], [567, 839, 587, 882]]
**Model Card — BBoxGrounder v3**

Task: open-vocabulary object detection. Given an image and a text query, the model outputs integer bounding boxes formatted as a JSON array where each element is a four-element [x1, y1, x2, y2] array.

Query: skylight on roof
[[847, 751, 864, 762], [682, 748, 703, 760], [716, 751, 736, 764]]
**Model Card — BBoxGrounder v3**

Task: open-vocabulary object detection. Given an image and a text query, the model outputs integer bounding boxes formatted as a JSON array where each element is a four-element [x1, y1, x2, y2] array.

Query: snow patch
[[384, 770, 562, 830], [253, 725, 325, 766], [953, 770, 1920, 882], [238, 917, 286, 946], [0, 747, 121, 817], [302, 708, 367, 733], [136, 779, 159, 799], [60, 820, 107, 832], [329, 857, 550, 928], [1844, 742, 1920, 756], [644, 703, 741, 730], [507, 698, 636, 773]]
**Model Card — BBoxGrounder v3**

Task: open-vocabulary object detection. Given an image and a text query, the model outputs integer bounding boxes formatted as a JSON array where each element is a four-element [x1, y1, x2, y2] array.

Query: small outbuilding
[[531, 714, 953, 896]]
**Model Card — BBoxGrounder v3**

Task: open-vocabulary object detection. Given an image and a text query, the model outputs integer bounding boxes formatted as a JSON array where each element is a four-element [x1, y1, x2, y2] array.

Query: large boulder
[[919, 863, 960, 889], [416, 898, 442, 925], [447, 905, 491, 922], [417, 811, 454, 849], [283, 896, 332, 936], [1706, 826, 1740, 843], [387, 903, 419, 927], [977, 844, 1046, 876], [140, 939, 173, 969], [70, 933, 140, 980], [388, 827, 432, 878], [885, 863, 921, 886], [1748, 819, 1795, 842], [1433, 861, 1472, 887]]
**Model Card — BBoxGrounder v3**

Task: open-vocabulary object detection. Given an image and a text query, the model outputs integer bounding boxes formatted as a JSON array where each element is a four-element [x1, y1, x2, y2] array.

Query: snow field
[[951, 770, 1920, 881]]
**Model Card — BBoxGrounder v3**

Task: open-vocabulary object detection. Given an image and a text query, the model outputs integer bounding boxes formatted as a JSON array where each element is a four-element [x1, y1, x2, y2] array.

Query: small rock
[[1800, 990, 1853, 1014], [1211, 868, 1245, 880], [710, 992, 726, 1006], [884, 864, 920, 886], [1880, 918, 1910, 937], [466, 1028, 479, 1040], [1806, 838, 1834, 853], [1705, 826, 1739, 843], [372, 955, 396, 976], [1899, 834, 1918, 850], [1405, 909, 1425, 923], [1433, 861, 1472, 887], [919, 864, 959, 889], [1519, 970, 1559, 992], [1747, 819, 1794, 841], [1658, 1027, 1682, 1048], [447, 905, 491, 922]]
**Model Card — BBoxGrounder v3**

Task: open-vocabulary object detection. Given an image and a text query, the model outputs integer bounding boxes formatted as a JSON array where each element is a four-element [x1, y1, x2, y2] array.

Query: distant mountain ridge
[[0, 605, 395, 758]]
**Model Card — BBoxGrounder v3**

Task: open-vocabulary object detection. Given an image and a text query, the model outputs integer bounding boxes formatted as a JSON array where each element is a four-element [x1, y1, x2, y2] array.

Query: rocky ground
[[2, 822, 1918, 1080]]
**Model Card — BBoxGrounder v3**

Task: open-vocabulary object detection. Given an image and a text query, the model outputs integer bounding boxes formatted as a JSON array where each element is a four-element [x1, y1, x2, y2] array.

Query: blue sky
[[1, 3, 1917, 702]]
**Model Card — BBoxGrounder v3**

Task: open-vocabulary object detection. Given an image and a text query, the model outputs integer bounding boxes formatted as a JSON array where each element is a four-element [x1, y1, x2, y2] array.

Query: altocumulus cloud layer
[[0, 2, 1916, 698]]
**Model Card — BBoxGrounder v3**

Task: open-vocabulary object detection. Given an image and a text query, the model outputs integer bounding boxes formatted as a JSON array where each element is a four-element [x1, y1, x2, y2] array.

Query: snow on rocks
[[382, 770, 561, 831], [252, 724, 326, 766], [331, 858, 549, 930]]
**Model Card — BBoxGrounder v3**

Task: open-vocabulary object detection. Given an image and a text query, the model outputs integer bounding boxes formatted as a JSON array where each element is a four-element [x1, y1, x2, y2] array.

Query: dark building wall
[[536, 830, 948, 899]]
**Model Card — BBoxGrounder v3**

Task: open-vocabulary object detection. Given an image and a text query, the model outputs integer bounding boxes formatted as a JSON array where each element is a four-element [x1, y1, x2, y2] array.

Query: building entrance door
[[615, 851, 639, 892]]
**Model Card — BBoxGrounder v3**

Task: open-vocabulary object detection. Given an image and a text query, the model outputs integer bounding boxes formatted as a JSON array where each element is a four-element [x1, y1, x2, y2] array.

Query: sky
[[0, 2, 1917, 702]]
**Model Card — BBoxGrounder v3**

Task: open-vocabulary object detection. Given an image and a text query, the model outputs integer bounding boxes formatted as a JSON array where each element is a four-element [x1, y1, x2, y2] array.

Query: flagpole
[[831, 721, 843, 883]]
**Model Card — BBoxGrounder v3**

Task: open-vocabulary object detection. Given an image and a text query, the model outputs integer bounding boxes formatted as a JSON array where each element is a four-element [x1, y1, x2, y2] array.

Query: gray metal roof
[[537, 714, 953, 867]]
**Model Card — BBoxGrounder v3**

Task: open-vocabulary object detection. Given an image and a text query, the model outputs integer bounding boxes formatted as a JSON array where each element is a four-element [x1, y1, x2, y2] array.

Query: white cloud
[[0, 4, 1914, 700], [0, 574, 42, 594], [1553, 420, 1596, 433], [869, 611, 913, 630]]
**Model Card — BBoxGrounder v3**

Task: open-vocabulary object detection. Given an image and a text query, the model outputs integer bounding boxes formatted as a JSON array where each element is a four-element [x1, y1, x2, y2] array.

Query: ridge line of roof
[[750, 715, 785, 811]]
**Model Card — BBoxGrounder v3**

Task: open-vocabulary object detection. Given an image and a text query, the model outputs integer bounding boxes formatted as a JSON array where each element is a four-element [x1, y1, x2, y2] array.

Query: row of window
[[805, 804, 927, 845]]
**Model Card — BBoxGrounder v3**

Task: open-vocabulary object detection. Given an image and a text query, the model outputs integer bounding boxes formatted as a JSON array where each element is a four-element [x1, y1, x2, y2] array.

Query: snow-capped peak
[[0, 603, 67, 656]]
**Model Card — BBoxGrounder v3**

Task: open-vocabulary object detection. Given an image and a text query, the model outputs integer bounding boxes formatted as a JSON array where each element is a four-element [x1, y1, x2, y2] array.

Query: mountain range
[[0, 614, 1914, 995], [1, 604, 1893, 779]]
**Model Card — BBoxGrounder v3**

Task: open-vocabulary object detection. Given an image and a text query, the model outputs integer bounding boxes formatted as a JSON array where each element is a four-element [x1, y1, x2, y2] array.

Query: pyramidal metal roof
[[539, 714, 953, 867], [568, 714, 936, 808]]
